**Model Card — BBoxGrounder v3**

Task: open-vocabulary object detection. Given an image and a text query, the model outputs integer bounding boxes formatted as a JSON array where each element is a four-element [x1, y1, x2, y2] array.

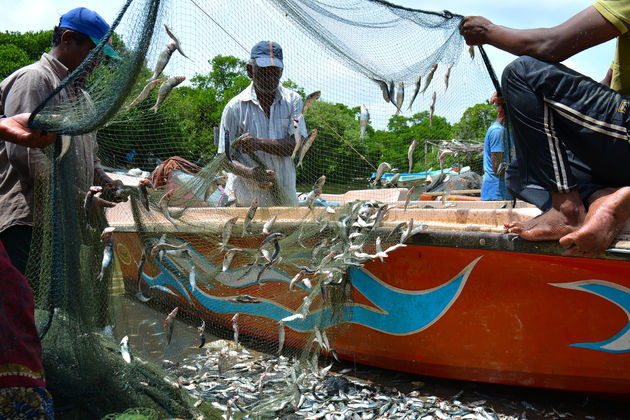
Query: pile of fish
[[161, 343, 522, 420]]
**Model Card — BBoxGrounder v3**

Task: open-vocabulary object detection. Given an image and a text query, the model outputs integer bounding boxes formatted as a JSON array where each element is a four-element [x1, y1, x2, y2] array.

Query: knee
[[502, 56, 539, 85]]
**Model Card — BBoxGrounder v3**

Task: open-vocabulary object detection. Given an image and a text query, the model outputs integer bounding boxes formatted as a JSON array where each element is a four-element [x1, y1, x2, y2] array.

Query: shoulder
[[279, 86, 303, 103]]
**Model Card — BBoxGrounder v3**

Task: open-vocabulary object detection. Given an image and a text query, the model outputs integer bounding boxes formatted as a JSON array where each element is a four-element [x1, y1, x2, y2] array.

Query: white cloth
[[219, 83, 307, 207]]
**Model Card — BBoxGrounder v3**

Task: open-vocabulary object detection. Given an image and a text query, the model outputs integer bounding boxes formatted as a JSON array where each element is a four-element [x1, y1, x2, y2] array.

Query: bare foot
[[560, 187, 630, 256], [505, 191, 585, 241]]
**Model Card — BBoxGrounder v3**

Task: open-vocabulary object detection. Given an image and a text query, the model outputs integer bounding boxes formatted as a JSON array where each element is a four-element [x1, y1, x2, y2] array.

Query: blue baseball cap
[[59, 7, 121, 60], [250, 41, 283, 68]]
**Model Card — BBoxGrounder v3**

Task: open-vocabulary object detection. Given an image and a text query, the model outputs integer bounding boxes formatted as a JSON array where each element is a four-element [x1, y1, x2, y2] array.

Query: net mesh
[[23, 0, 498, 417]]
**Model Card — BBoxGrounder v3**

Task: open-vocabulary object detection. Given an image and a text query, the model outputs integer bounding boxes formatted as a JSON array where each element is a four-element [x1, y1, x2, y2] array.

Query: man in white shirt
[[219, 41, 306, 206]]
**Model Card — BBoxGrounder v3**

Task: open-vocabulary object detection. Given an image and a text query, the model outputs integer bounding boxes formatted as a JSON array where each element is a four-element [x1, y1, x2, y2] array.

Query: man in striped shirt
[[219, 41, 306, 207], [460, 1, 630, 256]]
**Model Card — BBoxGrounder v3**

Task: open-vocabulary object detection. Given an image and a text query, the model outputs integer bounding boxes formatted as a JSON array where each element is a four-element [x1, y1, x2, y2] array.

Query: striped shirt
[[219, 83, 306, 207]]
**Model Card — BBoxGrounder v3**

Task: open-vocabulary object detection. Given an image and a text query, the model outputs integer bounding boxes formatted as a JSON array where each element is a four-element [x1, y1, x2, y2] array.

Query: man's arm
[[0, 114, 55, 148], [460, 6, 620, 62], [601, 66, 613, 87]]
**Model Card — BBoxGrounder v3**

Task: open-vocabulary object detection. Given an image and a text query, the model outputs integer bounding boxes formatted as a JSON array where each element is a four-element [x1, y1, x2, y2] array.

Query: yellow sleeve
[[593, 1, 630, 34]]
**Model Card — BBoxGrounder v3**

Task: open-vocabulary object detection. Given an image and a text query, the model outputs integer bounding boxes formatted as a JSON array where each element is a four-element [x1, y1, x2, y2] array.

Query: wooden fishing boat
[[106, 188, 630, 396]]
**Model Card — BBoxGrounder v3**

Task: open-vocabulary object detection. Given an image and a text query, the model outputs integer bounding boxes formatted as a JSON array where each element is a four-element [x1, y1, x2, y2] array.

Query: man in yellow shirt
[[460, 1, 630, 256]]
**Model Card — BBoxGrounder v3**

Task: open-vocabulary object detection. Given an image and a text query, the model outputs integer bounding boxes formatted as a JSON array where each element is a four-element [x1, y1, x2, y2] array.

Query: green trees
[[0, 30, 51, 79]]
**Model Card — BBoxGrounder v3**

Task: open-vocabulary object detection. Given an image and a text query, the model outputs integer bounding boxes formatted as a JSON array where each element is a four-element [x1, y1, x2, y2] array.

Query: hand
[[233, 132, 260, 154], [459, 16, 494, 45], [251, 166, 275, 190], [104, 179, 124, 190], [0, 113, 56, 148], [91, 195, 117, 214]]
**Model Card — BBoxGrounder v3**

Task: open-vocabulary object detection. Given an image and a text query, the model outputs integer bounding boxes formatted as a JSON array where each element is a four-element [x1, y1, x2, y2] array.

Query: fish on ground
[[301, 90, 321, 116], [242, 198, 258, 237], [127, 79, 161, 110], [408, 139, 417, 173], [360, 104, 369, 140], [297, 129, 318, 168], [138, 179, 152, 212], [444, 62, 454, 91], [374, 162, 391, 185], [164, 24, 189, 59], [421, 63, 438, 94], [407, 73, 422, 110], [429, 91, 437, 126], [97, 227, 115, 281], [150, 75, 185, 113], [120, 336, 132, 364], [149, 42, 177, 80], [394, 82, 404, 115], [164, 306, 178, 346]]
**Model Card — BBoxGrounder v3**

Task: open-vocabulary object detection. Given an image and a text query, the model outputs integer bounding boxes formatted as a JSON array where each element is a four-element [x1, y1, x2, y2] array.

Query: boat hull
[[113, 227, 630, 396]]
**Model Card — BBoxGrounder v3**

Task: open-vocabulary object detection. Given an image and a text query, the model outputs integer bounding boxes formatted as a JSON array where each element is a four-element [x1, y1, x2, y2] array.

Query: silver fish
[[394, 81, 404, 115], [262, 215, 277, 236], [401, 218, 414, 243], [258, 232, 285, 253], [301, 90, 321, 116], [58, 135, 71, 161], [374, 162, 391, 185], [421, 63, 438, 94], [150, 75, 185, 113], [389, 80, 400, 112], [469, 45, 475, 59], [388, 173, 400, 187], [150, 242, 187, 259], [277, 320, 285, 354], [291, 117, 304, 159], [289, 270, 307, 291], [97, 227, 115, 281], [221, 216, 238, 249], [444, 62, 454, 91], [297, 128, 318, 168], [164, 306, 178, 346], [198, 320, 206, 348], [222, 248, 243, 272], [429, 91, 437, 126], [189, 262, 196, 291], [120, 336, 132, 364], [149, 285, 178, 296], [407, 73, 422, 110], [158, 190, 178, 228], [138, 179, 152, 212], [242, 198, 258, 237], [371, 77, 392, 103], [281, 313, 306, 323], [127, 79, 161, 109], [135, 249, 151, 302], [312, 175, 326, 194], [404, 186, 415, 212], [408, 140, 417, 173], [232, 313, 239, 348], [305, 188, 320, 210], [360, 104, 369, 140], [149, 41, 176, 80], [164, 24, 189, 59]]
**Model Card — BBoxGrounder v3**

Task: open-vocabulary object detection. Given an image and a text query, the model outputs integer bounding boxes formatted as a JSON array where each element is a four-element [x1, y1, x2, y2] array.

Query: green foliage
[[0, 30, 52, 79], [451, 101, 497, 140]]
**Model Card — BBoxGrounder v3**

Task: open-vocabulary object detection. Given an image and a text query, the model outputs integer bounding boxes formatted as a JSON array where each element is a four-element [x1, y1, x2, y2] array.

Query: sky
[[0, 0, 615, 82]]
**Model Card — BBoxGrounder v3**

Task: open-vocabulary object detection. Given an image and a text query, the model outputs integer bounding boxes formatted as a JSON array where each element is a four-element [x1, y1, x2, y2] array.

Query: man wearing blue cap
[[0, 7, 121, 275], [219, 41, 307, 206]]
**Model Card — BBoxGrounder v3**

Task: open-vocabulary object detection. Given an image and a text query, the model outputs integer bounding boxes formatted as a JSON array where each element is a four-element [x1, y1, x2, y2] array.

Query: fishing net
[[22, 0, 499, 417]]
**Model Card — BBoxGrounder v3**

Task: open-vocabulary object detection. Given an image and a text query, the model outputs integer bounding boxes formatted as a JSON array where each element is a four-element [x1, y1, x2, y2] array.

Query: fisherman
[[0, 114, 55, 418], [480, 92, 510, 201], [218, 41, 306, 206], [0, 7, 121, 274], [460, 2, 630, 255]]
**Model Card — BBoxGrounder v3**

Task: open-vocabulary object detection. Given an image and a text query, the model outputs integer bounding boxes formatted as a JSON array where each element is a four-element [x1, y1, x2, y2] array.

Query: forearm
[[257, 136, 296, 156], [224, 160, 252, 179]]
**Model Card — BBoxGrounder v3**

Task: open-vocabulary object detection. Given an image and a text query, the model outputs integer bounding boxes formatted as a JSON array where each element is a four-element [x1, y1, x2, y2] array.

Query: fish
[[242, 198, 258, 237], [297, 225, 307, 248], [388, 80, 401, 112], [158, 190, 178, 228], [150, 242, 187, 259], [408, 140, 417, 173], [83, 185, 103, 224], [135, 249, 151, 302], [262, 215, 277, 236], [164, 306, 178, 346], [301, 90, 321, 116], [311, 238, 329, 261], [138, 179, 152, 212], [149, 285, 178, 296], [150, 75, 185, 113], [371, 77, 392, 103], [164, 24, 189, 59], [189, 262, 196, 291], [385, 222, 408, 242], [444, 62, 454, 91], [277, 321, 285, 355], [258, 232, 285, 253], [388, 173, 400, 187], [301, 276, 312, 289], [127, 79, 161, 110], [401, 218, 414, 243], [469, 45, 475, 59], [429, 91, 437, 126], [407, 74, 422, 110], [372, 204, 388, 231], [289, 270, 308, 291], [312, 175, 326, 194], [421, 63, 438, 94], [375, 236, 385, 263], [360, 104, 369, 140], [305, 188, 320, 210], [198, 320, 206, 348], [58, 135, 71, 161], [394, 81, 404, 115], [232, 313, 239, 348], [221, 216, 238, 249], [374, 162, 391, 185], [291, 118, 304, 159], [297, 128, 318, 168], [404, 186, 415, 212], [222, 248, 243, 272], [120, 336, 132, 364], [96, 227, 115, 281], [281, 313, 306, 323], [149, 41, 176, 80]]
